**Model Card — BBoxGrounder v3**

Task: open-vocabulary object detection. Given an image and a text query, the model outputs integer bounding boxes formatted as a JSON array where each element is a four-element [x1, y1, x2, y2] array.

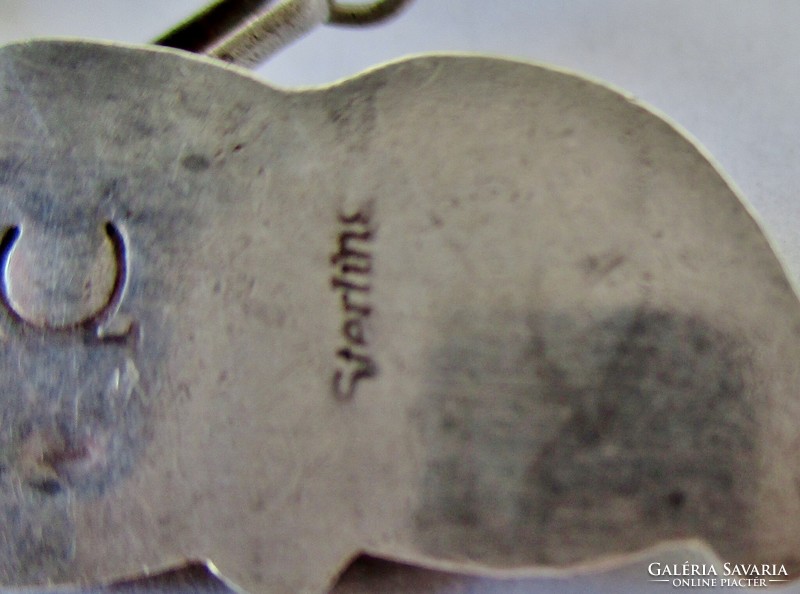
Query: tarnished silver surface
[[2, 39, 800, 593]]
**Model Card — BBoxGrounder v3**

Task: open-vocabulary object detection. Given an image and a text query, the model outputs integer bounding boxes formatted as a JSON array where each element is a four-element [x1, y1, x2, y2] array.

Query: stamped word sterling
[[330, 206, 378, 401]]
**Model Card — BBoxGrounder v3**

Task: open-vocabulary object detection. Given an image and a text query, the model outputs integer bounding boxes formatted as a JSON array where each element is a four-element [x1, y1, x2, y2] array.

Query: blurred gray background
[[0, 1, 799, 593]]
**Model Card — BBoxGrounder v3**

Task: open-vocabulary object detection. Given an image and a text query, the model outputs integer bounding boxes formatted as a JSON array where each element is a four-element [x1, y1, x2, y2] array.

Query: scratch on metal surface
[[172, 142, 188, 182], [4, 59, 56, 147]]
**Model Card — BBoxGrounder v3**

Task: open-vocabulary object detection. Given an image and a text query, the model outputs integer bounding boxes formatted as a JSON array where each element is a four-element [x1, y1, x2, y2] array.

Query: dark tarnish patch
[[326, 73, 387, 151], [414, 307, 757, 567], [0, 485, 74, 585], [0, 332, 158, 585], [0, 166, 177, 584], [181, 154, 211, 172], [0, 157, 22, 185]]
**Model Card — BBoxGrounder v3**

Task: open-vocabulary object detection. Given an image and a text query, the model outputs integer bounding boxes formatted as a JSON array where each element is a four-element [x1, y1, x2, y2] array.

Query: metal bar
[[154, 0, 414, 67]]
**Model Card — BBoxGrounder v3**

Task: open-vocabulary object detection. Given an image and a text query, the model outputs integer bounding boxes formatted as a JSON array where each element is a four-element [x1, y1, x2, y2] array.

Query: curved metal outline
[[0, 221, 128, 333], [0, 37, 798, 592]]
